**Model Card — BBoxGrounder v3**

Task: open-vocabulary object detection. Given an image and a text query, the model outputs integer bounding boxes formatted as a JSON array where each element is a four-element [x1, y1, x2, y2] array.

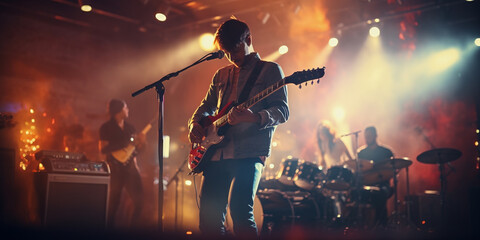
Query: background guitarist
[[99, 99, 145, 228], [188, 18, 289, 238]]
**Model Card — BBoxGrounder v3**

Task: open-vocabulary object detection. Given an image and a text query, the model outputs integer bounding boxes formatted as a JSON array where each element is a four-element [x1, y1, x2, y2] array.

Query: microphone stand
[[131, 51, 222, 231]]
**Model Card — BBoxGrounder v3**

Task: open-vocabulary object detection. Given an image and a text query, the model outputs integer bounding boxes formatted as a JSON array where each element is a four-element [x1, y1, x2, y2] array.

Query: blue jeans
[[199, 158, 264, 238]]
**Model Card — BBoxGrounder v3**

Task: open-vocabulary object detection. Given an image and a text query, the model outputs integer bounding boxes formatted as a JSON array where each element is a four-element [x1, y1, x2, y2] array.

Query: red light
[[421, 220, 426, 225]]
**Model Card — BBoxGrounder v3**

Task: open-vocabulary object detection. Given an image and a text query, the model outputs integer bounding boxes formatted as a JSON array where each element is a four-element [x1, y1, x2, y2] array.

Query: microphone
[[205, 50, 225, 61]]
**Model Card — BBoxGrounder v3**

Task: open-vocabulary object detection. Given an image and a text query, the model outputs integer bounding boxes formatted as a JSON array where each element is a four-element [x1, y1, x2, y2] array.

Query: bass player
[[99, 99, 145, 228]]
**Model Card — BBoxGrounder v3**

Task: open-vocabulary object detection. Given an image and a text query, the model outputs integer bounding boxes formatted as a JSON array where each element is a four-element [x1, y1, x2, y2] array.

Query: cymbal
[[376, 157, 412, 170], [344, 159, 374, 172], [417, 148, 462, 164], [362, 168, 394, 185]]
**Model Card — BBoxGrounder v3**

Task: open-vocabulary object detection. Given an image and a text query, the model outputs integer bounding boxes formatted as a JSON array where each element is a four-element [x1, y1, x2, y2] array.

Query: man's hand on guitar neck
[[227, 106, 261, 126], [189, 122, 205, 144]]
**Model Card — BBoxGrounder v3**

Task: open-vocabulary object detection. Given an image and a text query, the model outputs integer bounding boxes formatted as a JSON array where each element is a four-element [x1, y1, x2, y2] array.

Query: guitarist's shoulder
[[259, 59, 282, 70], [259, 60, 284, 78], [216, 63, 235, 72]]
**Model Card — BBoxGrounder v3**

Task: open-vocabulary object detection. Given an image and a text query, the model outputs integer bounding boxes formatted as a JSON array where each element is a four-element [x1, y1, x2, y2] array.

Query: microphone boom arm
[[132, 51, 221, 97]]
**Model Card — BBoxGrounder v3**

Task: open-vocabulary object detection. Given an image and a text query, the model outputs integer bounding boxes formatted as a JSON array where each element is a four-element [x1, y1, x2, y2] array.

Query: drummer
[[316, 121, 353, 170], [357, 126, 394, 226]]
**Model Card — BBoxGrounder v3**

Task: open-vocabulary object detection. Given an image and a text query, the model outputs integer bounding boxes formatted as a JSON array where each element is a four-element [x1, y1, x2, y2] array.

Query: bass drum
[[256, 189, 320, 235], [225, 196, 263, 235]]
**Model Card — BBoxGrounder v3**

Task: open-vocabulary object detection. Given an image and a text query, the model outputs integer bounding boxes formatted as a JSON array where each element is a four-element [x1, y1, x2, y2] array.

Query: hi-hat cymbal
[[344, 159, 374, 172], [376, 157, 412, 170], [417, 148, 462, 164]]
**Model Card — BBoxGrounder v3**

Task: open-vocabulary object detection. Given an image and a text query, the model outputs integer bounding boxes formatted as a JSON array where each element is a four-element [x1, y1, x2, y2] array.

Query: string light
[[19, 107, 47, 171]]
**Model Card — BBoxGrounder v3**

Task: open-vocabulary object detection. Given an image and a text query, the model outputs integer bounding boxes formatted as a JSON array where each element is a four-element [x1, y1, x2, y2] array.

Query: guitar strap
[[237, 61, 265, 104]]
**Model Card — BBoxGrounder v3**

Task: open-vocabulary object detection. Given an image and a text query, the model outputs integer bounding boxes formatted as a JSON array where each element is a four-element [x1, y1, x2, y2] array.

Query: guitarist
[[188, 19, 289, 238], [99, 99, 144, 228]]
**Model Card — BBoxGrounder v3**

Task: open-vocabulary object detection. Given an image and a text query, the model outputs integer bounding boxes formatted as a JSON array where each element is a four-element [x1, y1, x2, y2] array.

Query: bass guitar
[[111, 117, 156, 165], [188, 67, 325, 174]]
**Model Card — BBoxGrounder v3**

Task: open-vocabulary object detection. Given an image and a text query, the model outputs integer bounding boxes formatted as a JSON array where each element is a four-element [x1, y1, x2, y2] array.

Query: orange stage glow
[[288, 0, 330, 66]]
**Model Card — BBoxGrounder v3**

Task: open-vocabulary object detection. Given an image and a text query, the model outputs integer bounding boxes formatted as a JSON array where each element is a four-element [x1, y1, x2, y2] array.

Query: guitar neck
[[213, 78, 287, 128]]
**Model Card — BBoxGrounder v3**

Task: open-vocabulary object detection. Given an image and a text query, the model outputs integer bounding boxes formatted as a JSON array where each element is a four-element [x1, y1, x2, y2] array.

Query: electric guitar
[[111, 117, 156, 165], [188, 67, 325, 174]]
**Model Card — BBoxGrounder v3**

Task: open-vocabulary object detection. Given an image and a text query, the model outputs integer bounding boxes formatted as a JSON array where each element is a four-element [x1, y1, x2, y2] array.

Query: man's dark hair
[[108, 99, 125, 117], [214, 19, 250, 52], [365, 126, 377, 137]]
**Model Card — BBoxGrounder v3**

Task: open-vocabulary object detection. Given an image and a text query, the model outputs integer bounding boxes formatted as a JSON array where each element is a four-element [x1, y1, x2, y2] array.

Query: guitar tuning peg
[[317, 79, 320, 84], [311, 81, 313, 85], [305, 82, 307, 86]]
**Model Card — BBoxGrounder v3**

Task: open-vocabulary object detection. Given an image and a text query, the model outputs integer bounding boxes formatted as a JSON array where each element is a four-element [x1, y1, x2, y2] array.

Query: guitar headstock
[[284, 67, 325, 88]]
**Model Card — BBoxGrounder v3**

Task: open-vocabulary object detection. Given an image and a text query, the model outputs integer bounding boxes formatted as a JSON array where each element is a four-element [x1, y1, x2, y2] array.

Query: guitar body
[[111, 144, 136, 164], [188, 102, 233, 174], [109, 118, 156, 165]]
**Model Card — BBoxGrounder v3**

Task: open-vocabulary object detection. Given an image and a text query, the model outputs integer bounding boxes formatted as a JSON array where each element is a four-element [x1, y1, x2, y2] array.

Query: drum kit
[[256, 147, 462, 235], [257, 156, 414, 234]]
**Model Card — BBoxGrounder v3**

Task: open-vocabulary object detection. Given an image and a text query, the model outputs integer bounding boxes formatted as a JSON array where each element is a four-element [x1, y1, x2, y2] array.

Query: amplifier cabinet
[[35, 173, 110, 230]]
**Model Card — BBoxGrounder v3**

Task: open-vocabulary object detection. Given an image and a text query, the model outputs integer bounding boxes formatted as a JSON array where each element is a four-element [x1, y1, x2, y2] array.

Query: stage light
[[185, 180, 192, 186], [269, 163, 275, 169], [155, 13, 167, 22], [29, 109, 34, 114], [426, 48, 460, 75], [79, 0, 92, 12], [328, 37, 338, 47], [279, 45, 289, 55], [199, 33, 215, 51], [475, 38, 480, 47], [374, 18, 380, 23], [155, 4, 171, 22], [369, 27, 380, 37], [163, 135, 170, 158]]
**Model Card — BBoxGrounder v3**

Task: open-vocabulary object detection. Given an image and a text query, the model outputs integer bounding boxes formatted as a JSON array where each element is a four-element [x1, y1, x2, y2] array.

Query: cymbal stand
[[405, 166, 411, 222], [438, 160, 447, 230], [418, 129, 455, 231]]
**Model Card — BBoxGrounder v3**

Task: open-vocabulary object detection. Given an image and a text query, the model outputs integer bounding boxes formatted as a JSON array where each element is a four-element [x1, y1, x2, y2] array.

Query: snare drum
[[293, 160, 323, 190], [276, 158, 300, 186], [325, 166, 354, 191]]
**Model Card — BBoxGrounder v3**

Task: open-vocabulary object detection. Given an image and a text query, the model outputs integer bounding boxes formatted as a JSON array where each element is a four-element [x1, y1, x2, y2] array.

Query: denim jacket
[[188, 53, 289, 159]]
